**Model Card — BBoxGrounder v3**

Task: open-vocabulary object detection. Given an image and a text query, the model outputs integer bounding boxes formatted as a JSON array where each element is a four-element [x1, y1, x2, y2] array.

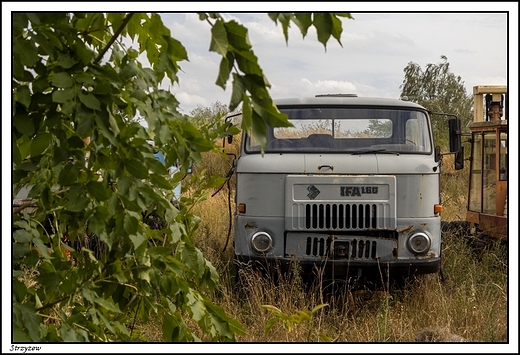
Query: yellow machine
[[464, 85, 508, 239]]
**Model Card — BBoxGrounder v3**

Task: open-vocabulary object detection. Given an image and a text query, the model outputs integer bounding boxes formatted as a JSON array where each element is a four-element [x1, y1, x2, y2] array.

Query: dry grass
[[136, 145, 508, 343], [440, 154, 470, 221]]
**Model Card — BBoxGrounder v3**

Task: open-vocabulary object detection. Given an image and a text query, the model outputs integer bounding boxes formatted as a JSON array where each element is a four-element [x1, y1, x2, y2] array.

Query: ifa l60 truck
[[233, 94, 452, 280]]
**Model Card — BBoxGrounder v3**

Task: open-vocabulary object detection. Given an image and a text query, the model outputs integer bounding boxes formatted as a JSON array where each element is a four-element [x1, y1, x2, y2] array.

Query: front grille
[[305, 203, 377, 229], [289, 202, 392, 231], [305, 237, 378, 260]]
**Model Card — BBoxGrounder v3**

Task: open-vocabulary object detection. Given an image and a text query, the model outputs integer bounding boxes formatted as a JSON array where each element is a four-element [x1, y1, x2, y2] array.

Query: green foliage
[[12, 12, 242, 342], [12, 12, 351, 342], [261, 304, 331, 342], [399, 55, 473, 150]]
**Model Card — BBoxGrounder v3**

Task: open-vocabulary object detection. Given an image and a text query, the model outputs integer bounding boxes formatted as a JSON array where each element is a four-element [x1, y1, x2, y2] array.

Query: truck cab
[[234, 95, 443, 280]]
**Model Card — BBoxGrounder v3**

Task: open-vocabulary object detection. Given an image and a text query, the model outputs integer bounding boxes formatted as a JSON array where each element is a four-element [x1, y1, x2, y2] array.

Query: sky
[[159, 11, 513, 114], [3, 3, 519, 353]]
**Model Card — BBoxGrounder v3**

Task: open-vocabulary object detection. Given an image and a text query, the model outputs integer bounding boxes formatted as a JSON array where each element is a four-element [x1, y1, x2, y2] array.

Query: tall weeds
[[164, 143, 508, 343]]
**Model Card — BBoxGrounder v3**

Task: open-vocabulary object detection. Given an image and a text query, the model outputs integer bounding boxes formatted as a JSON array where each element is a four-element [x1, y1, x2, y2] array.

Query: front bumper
[[236, 254, 441, 279]]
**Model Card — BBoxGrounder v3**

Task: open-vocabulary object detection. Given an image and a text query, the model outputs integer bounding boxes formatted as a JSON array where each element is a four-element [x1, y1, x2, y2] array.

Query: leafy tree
[[12, 12, 351, 342], [399, 55, 473, 150]]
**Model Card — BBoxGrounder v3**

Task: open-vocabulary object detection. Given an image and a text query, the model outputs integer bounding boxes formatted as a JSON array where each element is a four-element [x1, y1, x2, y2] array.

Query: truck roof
[[274, 96, 427, 110]]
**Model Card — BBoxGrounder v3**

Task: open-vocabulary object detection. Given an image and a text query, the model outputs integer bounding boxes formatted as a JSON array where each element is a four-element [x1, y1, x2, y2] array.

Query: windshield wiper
[[350, 148, 401, 155], [350, 148, 386, 155]]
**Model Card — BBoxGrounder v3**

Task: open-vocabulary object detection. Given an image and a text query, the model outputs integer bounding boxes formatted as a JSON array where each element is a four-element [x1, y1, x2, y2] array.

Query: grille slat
[[305, 237, 378, 260], [297, 203, 384, 230]]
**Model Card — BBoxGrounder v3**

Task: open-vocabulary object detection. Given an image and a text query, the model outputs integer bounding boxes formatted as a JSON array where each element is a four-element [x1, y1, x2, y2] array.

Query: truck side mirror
[[227, 135, 233, 144], [448, 118, 461, 153], [434, 146, 441, 163], [454, 146, 464, 170]]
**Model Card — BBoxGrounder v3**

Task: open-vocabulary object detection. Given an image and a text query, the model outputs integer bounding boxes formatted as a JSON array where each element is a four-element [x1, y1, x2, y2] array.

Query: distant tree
[[399, 55, 473, 149], [12, 12, 351, 342]]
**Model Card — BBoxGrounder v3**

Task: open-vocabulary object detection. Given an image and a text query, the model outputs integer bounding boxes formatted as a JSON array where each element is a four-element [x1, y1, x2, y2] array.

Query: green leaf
[[226, 316, 248, 336], [162, 313, 187, 342], [13, 279, 28, 304], [13, 114, 35, 136], [32, 76, 49, 93], [108, 113, 120, 136], [73, 41, 96, 65], [32, 238, 51, 259], [203, 300, 238, 339], [30, 131, 52, 157], [319, 332, 333, 342], [130, 233, 147, 251], [76, 113, 94, 137], [13, 325, 32, 342], [293, 13, 313, 38], [57, 52, 78, 69], [157, 52, 178, 82], [224, 20, 251, 51], [52, 88, 75, 104], [252, 99, 291, 128], [13, 303, 41, 341], [241, 94, 253, 136], [86, 180, 109, 201], [251, 110, 268, 151], [216, 53, 233, 89], [94, 113, 118, 146], [88, 209, 107, 236], [313, 13, 332, 49], [13, 242, 30, 260], [14, 38, 39, 67], [117, 176, 133, 195], [36, 269, 62, 290], [209, 20, 228, 56], [330, 14, 344, 46], [125, 158, 149, 179], [13, 229, 32, 243], [59, 164, 79, 186], [150, 173, 173, 190], [268, 13, 292, 43], [68, 193, 90, 212], [16, 85, 31, 108], [233, 49, 262, 76], [52, 72, 74, 88], [311, 303, 329, 314], [145, 157, 168, 175], [264, 317, 279, 334], [123, 213, 139, 235], [180, 243, 204, 278], [13, 56, 26, 81], [78, 92, 101, 111], [94, 297, 121, 313], [165, 35, 188, 61], [229, 73, 246, 112], [186, 291, 205, 322]]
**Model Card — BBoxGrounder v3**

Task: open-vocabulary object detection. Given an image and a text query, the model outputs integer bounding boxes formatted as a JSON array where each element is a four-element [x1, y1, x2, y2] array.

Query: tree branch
[[94, 13, 134, 65]]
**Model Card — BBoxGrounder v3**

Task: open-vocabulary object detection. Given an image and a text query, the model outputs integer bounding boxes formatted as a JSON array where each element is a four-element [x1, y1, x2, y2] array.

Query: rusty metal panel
[[479, 214, 507, 239]]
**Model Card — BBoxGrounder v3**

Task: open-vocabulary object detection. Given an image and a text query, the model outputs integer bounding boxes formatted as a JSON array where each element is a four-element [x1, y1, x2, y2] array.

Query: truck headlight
[[407, 232, 431, 255], [251, 231, 273, 253]]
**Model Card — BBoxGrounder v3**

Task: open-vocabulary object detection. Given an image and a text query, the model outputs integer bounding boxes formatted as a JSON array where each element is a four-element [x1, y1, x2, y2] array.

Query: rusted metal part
[[398, 225, 414, 233], [467, 211, 507, 239], [244, 221, 257, 229], [479, 214, 507, 239]]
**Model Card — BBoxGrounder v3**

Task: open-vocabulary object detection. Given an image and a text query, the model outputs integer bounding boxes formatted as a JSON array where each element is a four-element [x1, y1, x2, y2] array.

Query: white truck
[[233, 94, 447, 281]]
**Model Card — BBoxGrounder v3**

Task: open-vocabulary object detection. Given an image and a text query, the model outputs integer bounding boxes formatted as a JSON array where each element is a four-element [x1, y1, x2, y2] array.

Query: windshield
[[246, 107, 432, 153]]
